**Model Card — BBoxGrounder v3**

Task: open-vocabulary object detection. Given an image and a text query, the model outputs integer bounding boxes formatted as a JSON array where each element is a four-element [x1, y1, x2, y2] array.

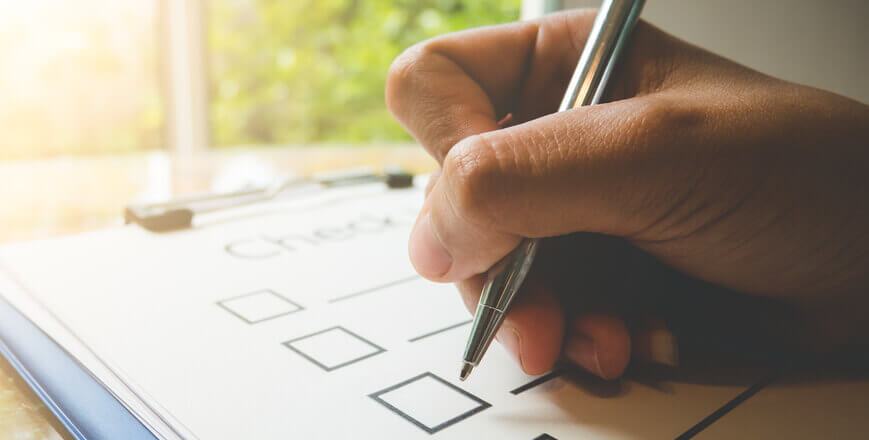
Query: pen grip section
[[463, 304, 505, 366], [479, 238, 539, 311]]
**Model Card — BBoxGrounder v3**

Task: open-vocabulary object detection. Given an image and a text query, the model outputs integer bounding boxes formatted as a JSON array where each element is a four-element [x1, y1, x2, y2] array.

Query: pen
[[460, 0, 646, 381]]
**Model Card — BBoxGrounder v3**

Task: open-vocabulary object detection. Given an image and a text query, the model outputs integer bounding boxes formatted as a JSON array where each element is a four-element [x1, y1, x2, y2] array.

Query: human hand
[[387, 10, 869, 379]]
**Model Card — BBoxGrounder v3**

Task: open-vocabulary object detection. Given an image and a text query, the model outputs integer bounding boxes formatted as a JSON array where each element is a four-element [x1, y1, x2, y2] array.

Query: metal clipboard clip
[[124, 167, 414, 232]]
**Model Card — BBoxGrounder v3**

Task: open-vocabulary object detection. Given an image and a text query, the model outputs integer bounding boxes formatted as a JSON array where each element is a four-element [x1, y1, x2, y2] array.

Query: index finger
[[385, 10, 598, 163]]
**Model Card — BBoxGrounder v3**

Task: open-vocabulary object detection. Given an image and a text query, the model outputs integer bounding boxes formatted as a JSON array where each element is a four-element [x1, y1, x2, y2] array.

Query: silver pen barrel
[[561, 0, 646, 110], [462, 239, 539, 369], [460, 0, 646, 381]]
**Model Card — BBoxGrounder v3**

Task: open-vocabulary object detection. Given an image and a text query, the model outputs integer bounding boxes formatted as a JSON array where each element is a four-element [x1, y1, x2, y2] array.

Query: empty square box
[[217, 289, 303, 324], [283, 326, 385, 371], [369, 372, 491, 434]]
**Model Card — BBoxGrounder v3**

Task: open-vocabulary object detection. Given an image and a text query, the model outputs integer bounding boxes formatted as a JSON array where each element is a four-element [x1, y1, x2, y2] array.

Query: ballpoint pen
[[460, 0, 646, 381]]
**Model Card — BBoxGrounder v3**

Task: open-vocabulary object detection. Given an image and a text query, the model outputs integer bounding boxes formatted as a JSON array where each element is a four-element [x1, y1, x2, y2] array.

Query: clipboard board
[[0, 292, 157, 440]]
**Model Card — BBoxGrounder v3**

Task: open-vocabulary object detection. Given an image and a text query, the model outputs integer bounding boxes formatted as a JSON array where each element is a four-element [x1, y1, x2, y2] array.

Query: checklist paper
[[0, 181, 758, 440]]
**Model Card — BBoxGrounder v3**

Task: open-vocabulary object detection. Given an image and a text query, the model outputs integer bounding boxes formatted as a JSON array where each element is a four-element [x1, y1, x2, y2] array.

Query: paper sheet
[[0, 182, 760, 439]]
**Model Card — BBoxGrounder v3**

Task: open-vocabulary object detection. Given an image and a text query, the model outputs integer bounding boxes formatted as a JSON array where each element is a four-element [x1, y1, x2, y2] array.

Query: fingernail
[[565, 335, 603, 378], [496, 326, 524, 370], [649, 328, 679, 367], [408, 213, 452, 277]]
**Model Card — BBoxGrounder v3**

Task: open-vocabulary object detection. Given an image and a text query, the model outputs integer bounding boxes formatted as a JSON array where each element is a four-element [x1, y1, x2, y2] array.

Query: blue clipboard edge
[[0, 275, 162, 440], [0, 330, 84, 439]]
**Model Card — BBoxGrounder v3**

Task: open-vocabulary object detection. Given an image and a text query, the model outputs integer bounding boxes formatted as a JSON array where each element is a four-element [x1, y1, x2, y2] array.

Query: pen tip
[[460, 363, 473, 381]]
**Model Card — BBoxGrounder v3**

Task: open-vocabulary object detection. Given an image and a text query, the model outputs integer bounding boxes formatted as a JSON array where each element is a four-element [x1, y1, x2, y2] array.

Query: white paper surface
[[0, 182, 757, 439]]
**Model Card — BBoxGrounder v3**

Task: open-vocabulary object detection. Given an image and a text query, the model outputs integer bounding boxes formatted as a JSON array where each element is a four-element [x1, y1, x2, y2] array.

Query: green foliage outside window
[[208, 0, 521, 147]]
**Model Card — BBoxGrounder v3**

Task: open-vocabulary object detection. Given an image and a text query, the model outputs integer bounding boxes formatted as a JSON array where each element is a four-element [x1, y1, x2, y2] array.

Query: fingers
[[386, 10, 678, 163], [562, 313, 681, 379], [629, 315, 679, 367], [456, 276, 565, 375], [423, 168, 441, 199], [409, 95, 706, 282], [385, 23, 524, 163], [386, 13, 584, 161], [563, 314, 631, 380]]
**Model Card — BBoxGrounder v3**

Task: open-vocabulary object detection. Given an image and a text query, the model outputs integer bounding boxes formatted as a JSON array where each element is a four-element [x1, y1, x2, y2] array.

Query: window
[[0, 1, 163, 160], [0, 0, 525, 244], [207, 0, 521, 148]]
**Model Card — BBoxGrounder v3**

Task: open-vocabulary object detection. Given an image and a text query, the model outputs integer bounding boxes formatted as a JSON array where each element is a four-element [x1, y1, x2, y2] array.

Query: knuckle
[[385, 43, 428, 112], [628, 97, 704, 146], [441, 134, 509, 227]]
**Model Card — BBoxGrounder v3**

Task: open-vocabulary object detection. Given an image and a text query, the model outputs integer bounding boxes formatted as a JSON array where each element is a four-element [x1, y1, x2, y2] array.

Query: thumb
[[409, 95, 701, 282]]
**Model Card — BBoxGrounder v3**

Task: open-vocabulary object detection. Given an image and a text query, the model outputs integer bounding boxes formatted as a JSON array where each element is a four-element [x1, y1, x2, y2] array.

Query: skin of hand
[[386, 10, 869, 379]]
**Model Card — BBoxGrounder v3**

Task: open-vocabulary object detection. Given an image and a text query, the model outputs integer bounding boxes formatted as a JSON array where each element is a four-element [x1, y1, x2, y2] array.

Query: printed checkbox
[[283, 326, 385, 371], [369, 372, 491, 434], [217, 289, 303, 324]]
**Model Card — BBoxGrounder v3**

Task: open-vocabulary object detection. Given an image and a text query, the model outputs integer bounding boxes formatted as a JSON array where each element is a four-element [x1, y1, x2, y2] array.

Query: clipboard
[[0, 167, 416, 439], [0, 292, 157, 440], [4, 168, 862, 439]]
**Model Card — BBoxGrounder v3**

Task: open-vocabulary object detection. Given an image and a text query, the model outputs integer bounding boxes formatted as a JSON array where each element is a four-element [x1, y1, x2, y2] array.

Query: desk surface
[[0, 145, 433, 437], [0, 355, 69, 439]]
